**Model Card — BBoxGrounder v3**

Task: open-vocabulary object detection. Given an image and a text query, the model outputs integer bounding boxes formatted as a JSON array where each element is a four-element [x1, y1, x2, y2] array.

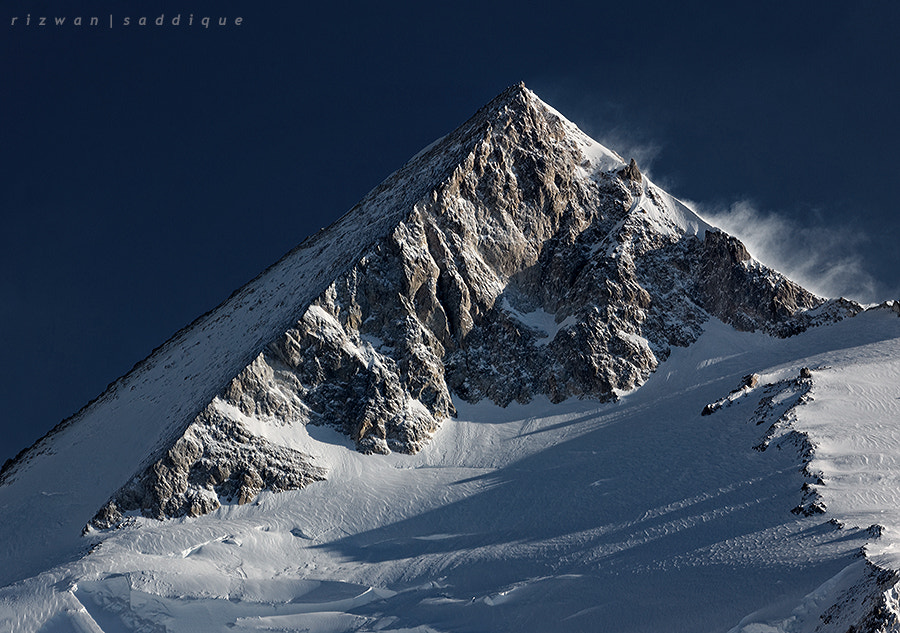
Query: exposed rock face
[[91, 399, 326, 527], [90, 84, 862, 526], [816, 561, 900, 633], [619, 158, 642, 183]]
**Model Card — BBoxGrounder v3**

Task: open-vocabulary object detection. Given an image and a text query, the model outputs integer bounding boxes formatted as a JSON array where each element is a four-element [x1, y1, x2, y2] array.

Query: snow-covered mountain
[[1, 83, 899, 633]]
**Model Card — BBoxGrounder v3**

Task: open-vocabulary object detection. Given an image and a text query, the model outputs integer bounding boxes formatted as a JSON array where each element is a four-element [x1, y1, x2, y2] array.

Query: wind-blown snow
[[538, 98, 625, 175], [645, 181, 712, 237]]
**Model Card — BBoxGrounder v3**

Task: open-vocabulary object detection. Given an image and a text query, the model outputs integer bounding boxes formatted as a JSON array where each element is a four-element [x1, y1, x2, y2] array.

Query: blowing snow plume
[[697, 200, 880, 303]]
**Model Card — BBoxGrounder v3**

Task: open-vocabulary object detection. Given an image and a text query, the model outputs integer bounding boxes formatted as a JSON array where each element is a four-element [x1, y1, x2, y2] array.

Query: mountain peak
[[3, 83, 897, 633], [0, 87, 861, 583], [479, 80, 533, 112], [81, 85, 858, 527]]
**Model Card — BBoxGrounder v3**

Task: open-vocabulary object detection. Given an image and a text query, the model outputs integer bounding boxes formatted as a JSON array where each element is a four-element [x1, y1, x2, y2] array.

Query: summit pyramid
[[68, 83, 855, 527]]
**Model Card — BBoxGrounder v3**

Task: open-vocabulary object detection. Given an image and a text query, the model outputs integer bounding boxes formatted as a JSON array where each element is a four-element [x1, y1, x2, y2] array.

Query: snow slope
[[2, 309, 899, 631]]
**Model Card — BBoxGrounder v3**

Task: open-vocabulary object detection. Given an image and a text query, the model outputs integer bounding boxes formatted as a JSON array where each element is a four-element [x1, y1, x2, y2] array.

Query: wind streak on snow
[[786, 329, 900, 566]]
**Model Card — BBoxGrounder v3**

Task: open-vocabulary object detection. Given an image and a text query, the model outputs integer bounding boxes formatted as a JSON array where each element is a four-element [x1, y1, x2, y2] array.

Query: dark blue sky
[[2, 1, 899, 464]]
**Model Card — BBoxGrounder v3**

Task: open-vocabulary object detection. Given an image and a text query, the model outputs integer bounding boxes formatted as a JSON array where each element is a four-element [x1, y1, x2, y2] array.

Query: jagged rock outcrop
[[702, 365, 834, 516], [90, 83, 862, 526], [814, 561, 900, 633], [619, 158, 642, 183], [90, 399, 326, 527]]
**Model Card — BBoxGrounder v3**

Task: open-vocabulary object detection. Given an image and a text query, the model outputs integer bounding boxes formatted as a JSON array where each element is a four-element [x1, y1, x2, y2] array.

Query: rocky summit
[[85, 83, 858, 526]]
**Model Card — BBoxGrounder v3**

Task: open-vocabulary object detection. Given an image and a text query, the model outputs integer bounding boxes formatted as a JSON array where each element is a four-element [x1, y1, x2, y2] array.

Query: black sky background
[[2, 1, 899, 464]]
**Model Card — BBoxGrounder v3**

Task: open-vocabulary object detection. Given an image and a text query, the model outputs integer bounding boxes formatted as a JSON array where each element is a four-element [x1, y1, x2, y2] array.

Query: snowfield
[[2, 308, 900, 632]]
